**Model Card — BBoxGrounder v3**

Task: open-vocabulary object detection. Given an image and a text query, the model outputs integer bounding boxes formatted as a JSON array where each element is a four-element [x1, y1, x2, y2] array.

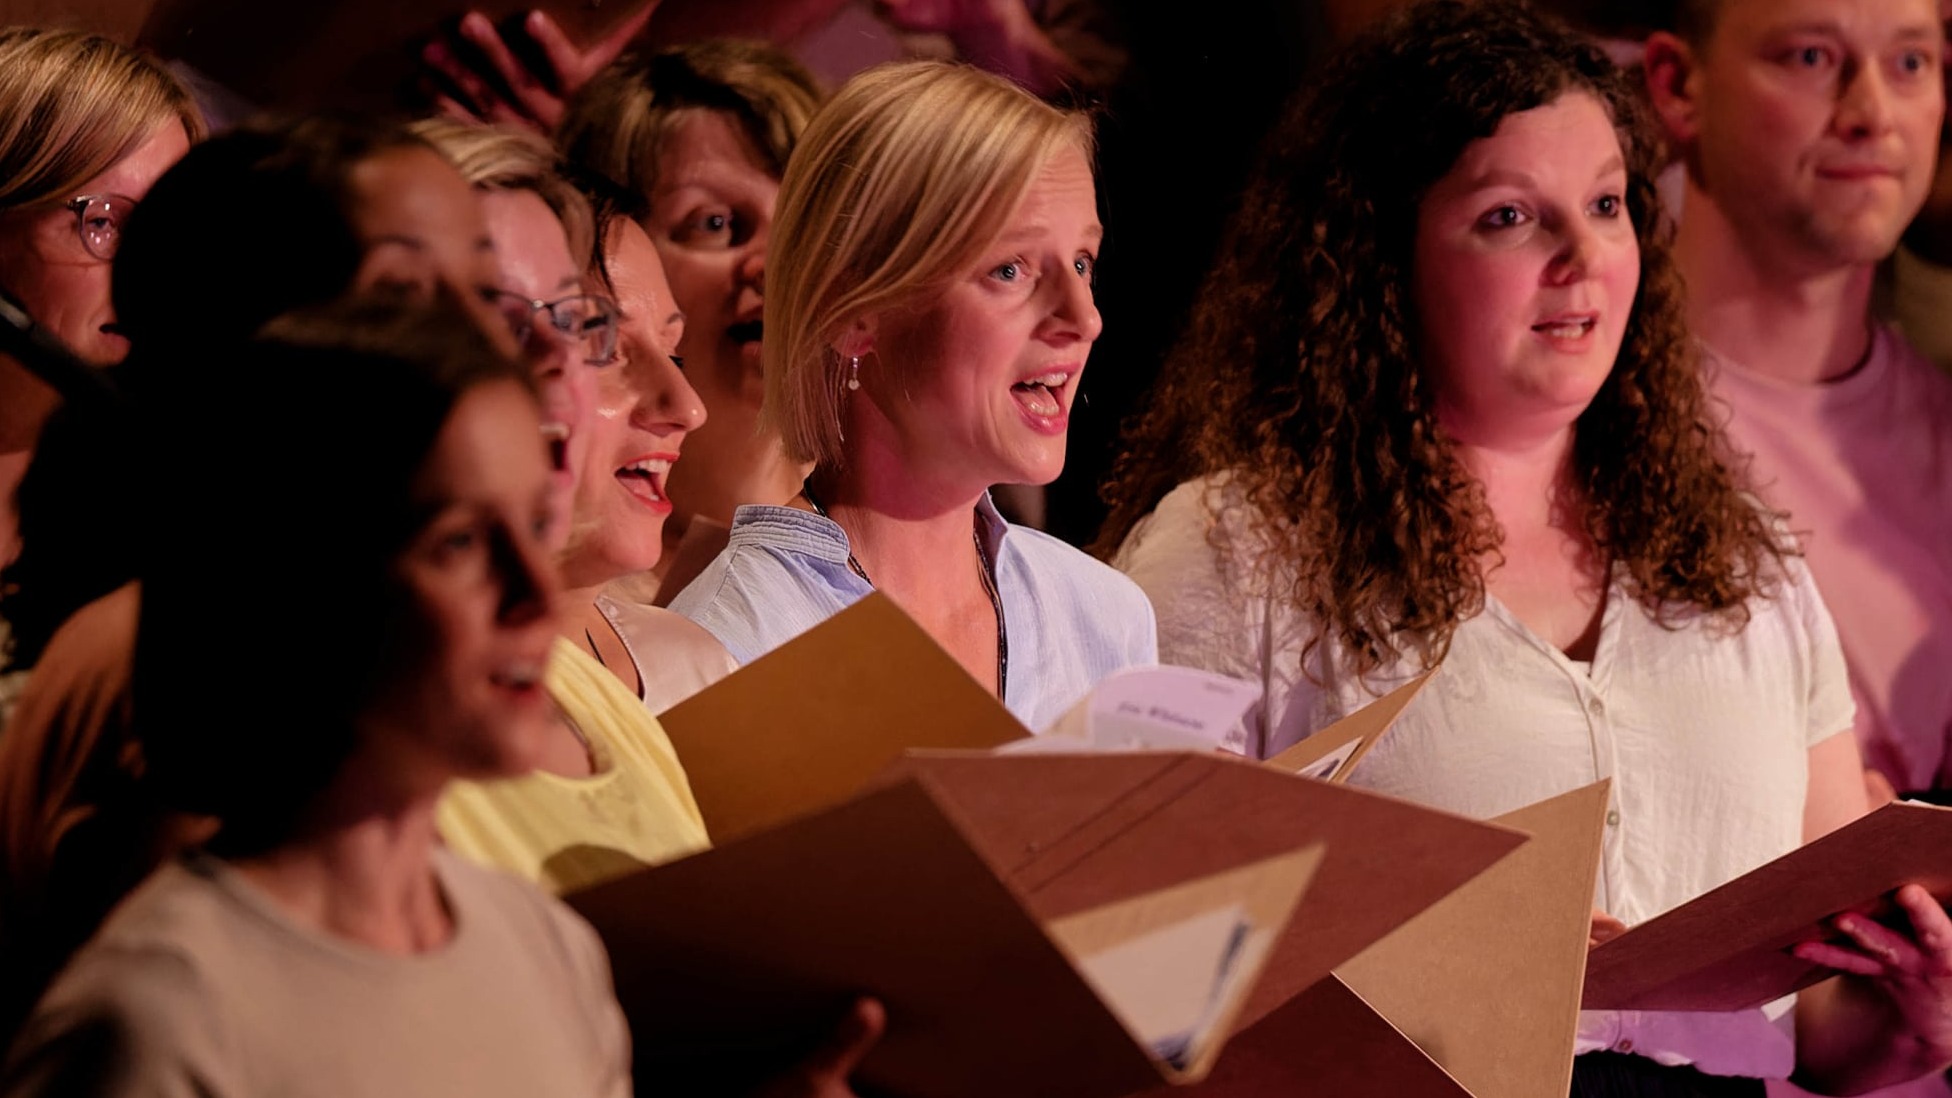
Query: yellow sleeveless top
[[437, 637, 711, 895]]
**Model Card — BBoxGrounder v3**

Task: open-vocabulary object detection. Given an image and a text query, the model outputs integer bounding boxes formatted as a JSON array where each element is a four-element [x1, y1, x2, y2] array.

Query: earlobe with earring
[[846, 355, 861, 391]]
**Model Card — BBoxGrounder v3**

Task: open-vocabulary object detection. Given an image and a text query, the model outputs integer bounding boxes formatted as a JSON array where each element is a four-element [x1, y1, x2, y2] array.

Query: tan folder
[[1262, 672, 1434, 782], [881, 749, 1531, 1031], [656, 593, 1029, 843], [1255, 670, 1608, 1097], [1335, 782, 1611, 1098], [1146, 782, 1610, 1098], [133, 0, 656, 112], [1584, 799, 1952, 1012], [569, 772, 1325, 1098]]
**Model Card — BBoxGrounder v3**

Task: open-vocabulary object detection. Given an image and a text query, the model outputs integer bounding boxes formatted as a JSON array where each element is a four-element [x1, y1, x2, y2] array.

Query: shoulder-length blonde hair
[[0, 28, 204, 211], [763, 60, 1094, 469]]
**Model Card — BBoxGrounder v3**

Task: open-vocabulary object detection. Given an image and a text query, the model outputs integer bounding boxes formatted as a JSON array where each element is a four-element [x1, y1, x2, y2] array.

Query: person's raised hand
[[1795, 885, 1952, 1063], [421, 3, 659, 133]]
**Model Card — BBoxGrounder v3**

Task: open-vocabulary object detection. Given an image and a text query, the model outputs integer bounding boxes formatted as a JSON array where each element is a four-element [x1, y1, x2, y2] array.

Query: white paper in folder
[[1014, 666, 1261, 753]]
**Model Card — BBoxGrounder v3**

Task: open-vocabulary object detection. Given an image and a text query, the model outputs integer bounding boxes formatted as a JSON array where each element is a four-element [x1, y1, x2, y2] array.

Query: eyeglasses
[[65, 194, 138, 261], [484, 289, 620, 366]]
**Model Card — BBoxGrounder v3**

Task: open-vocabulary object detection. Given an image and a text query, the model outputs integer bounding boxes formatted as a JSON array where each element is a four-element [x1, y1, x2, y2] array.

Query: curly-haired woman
[[1104, 2, 1952, 1094]]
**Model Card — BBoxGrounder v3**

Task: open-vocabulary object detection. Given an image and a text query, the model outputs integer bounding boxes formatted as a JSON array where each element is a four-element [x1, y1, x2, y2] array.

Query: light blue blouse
[[666, 496, 1158, 731]]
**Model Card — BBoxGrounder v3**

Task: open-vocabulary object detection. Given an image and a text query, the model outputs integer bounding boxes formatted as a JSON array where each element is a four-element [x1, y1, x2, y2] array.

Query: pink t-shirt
[[1707, 325, 1952, 794]]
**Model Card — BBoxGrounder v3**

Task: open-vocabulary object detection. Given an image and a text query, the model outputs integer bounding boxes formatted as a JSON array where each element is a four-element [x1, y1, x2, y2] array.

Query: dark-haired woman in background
[[1105, 2, 1952, 1093], [559, 40, 825, 598]]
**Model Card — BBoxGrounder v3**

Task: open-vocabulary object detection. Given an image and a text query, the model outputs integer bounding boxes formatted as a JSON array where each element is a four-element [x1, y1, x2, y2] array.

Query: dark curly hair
[[1095, 0, 1785, 680]]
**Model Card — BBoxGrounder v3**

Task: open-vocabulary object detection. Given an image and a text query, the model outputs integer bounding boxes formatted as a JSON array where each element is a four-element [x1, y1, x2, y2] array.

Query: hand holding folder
[[1584, 800, 1952, 1012]]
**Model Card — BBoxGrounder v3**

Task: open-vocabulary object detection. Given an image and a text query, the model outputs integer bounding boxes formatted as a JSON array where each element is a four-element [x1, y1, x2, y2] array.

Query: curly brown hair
[[1094, 0, 1785, 680]]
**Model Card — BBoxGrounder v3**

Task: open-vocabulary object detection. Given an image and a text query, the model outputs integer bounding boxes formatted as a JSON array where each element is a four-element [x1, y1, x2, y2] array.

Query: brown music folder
[[1583, 799, 1952, 1012], [1337, 781, 1611, 1098], [1129, 782, 1608, 1098], [1146, 976, 1474, 1098], [134, 0, 655, 113], [569, 773, 1324, 1098], [656, 592, 1028, 843], [879, 749, 1531, 1031], [1262, 671, 1434, 782]]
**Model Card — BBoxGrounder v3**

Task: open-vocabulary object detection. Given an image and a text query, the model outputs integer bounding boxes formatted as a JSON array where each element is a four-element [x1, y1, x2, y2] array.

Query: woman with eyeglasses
[[413, 121, 732, 894], [0, 113, 511, 1044], [0, 28, 202, 719]]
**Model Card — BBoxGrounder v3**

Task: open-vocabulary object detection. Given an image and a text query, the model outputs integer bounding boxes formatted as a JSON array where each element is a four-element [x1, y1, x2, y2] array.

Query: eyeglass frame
[[483, 289, 622, 366], [60, 193, 139, 262]]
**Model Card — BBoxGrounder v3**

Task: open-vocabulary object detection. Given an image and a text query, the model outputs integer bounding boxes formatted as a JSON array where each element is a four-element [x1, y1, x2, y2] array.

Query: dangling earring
[[846, 355, 861, 391]]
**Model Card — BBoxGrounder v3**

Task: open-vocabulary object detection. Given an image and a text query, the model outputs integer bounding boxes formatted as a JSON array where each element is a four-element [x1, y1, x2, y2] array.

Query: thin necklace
[[800, 480, 1008, 700]]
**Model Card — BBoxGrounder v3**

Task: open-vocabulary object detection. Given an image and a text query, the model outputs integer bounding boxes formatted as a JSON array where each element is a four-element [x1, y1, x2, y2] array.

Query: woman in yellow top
[[417, 122, 733, 894]]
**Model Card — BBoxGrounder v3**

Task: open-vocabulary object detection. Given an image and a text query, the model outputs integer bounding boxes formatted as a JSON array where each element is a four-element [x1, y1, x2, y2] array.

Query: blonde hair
[[410, 118, 594, 268], [763, 61, 1094, 469], [558, 39, 822, 199], [0, 28, 204, 210]]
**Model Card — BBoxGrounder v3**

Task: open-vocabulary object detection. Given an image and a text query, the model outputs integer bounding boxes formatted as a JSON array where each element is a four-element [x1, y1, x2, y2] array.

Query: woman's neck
[[805, 464, 987, 601], [1451, 422, 1608, 657], [1452, 428, 1577, 536], [230, 799, 452, 955], [660, 424, 811, 578], [804, 461, 1004, 695]]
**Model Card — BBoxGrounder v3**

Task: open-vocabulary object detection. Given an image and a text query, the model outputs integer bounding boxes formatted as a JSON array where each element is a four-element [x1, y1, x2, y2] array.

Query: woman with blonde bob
[[669, 60, 1155, 729]]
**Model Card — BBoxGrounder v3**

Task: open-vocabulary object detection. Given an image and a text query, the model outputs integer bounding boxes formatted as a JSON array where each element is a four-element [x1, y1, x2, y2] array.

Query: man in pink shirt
[[1645, 0, 1952, 793], [1645, 3, 1952, 1092]]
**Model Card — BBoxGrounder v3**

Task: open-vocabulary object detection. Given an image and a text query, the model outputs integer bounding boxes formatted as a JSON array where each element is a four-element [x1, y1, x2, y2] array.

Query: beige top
[[1, 849, 630, 1098], [595, 592, 737, 714]]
